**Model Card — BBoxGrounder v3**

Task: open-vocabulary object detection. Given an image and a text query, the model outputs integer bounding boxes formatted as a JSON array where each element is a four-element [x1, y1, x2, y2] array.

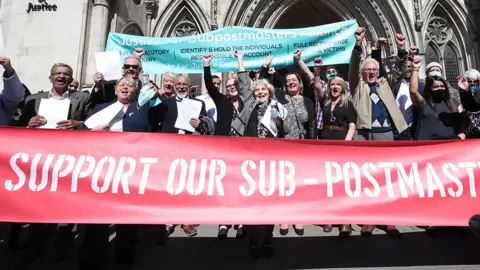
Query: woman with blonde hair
[[78, 76, 161, 269], [318, 75, 356, 140], [231, 50, 288, 259]]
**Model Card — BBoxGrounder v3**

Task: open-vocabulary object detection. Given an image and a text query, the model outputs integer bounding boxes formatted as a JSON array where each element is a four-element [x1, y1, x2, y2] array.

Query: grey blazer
[[231, 71, 259, 135], [18, 91, 92, 127]]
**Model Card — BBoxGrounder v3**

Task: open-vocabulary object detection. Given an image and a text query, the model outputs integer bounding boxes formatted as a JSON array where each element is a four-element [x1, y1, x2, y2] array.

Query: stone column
[[467, 0, 480, 67], [208, 0, 221, 94], [144, 0, 159, 36], [211, 0, 218, 30], [83, 0, 112, 87]]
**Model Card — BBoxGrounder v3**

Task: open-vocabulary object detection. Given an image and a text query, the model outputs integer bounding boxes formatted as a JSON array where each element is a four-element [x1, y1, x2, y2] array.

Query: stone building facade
[[0, 0, 479, 92]]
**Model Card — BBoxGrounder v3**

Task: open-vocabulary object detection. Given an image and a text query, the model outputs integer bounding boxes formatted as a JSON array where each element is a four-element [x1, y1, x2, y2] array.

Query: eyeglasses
[[123, 64, 139, 70], [363, 68, 378, 73], [226, 84, 236, 88], [51, 72, 72, 77], [326, 70, 336, 74]]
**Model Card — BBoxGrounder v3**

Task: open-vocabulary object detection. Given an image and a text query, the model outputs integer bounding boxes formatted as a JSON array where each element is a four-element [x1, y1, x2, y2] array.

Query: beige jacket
[[348, 48, 409, 134]]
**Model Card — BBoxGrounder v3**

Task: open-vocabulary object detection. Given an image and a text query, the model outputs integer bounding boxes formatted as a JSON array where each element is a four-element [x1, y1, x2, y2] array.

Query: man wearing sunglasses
[[92, 49, 144, 106]]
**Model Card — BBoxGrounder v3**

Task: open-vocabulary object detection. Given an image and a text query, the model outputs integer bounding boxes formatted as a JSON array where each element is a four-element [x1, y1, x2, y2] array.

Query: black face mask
[[431, 89, 446, 102]]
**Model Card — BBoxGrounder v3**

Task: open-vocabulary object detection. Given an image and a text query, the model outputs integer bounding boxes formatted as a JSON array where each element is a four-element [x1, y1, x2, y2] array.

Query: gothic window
[[424, 16, 463, 82], [175, 19, 198, 36], [425, 44, 439, 65], [444, 44, 460, 86], [122, 22, 144, 36]]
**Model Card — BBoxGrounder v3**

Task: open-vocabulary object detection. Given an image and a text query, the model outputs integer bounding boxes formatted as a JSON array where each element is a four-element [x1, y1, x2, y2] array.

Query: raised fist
[[355, 27, 366, 45], [293, 49, 302, 61], [233, 50, 242, 58], [134, 48, 145, 58], [395, 33, 406, 50], [376, 37, 388, 47], [314, 57, 323, 68], [203, 53, 213, 66], [412, 55, 422, 69]]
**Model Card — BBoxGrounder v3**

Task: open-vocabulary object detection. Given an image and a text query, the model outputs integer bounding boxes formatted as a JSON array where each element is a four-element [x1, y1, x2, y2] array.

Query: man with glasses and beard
[[92, 49, 145, 105], [153, 74, 209, 237]]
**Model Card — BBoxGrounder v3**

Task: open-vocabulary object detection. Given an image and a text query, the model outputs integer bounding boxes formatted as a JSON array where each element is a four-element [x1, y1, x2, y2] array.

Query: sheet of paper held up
[[95, 51, 122, 81], [0, 27, 4, 55], [175, 99, 203, 133], [37, 99, 71, 129], [84, 102, 124, 129]]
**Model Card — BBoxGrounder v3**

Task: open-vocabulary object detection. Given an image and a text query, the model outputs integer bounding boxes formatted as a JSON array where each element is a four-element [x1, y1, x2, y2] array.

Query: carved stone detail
[[144, 0, 159, 18], [425, 17, 453, 45], [254, 0, 281, 28], [352, 2, 377, 40], [413, 0, 424, 31], [122, 22, 144, 36], [366, 0, 395, 55], [174, 16, 198, 36]]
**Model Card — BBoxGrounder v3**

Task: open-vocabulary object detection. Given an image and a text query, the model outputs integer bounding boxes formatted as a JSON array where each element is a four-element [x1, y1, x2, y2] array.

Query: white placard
[[174, 99, 203, 133], [95, 51, 122, 81], [37, 99, 71, 129], [0, 27, 4, 55], [84, 101, 125, 129]]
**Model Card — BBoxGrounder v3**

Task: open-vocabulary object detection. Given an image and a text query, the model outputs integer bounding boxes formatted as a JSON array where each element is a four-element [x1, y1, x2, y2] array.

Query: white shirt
[[396, 81, 414, 127], [109, 103, 127, 132], [48, 90, 70, 101], [197, 94, 217, 122]]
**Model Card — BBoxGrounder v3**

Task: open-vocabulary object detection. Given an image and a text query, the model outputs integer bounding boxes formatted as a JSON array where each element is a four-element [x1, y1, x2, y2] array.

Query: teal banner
[[106, 20, 358, 74]]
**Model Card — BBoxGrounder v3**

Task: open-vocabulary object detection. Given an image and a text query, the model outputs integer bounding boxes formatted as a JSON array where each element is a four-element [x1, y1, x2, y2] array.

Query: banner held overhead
[[106, 20, 358, 74]]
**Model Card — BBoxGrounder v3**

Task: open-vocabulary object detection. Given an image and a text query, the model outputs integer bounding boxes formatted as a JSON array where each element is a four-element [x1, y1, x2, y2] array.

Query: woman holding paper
[[231, 50, 289, 260], [78, 76, 159, 269], [79, 76, 157, 132]]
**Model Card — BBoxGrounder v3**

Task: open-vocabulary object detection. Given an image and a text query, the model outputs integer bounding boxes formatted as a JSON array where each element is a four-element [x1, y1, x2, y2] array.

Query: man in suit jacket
[[19, 63, 91, 128], [15, 63, 91, 268], [156, 74, 208, 135], [153, 74, 207, 238]]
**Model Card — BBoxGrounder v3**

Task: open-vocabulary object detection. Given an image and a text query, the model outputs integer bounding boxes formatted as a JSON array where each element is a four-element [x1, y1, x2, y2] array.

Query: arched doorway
[[273, 1, 343, 29], [267, 1, 349, 80]]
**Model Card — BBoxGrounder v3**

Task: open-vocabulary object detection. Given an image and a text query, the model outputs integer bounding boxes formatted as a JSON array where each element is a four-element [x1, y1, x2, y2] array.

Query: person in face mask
[[409, 56, 466, 141], [425, 62, 462, 105], [325, 66, 338, 81], [464, 70, 480, 94], [426, 62, 443, 78]]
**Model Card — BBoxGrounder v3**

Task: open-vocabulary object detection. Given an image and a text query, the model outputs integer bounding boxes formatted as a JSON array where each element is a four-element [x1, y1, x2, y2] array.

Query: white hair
[[465, 69, 480, 80], [163, 72, 178, 81], [361, 58, 380, 71]]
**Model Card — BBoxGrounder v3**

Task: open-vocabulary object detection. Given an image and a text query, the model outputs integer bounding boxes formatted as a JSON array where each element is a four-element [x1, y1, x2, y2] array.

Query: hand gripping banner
[[0, 127, 479, 226], [105, 20, 358, 74]]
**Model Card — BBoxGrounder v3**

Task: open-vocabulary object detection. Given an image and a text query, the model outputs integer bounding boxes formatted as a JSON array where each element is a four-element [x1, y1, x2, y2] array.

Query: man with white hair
[[349, 27, 409, 238], [349, 27, 408, 142]]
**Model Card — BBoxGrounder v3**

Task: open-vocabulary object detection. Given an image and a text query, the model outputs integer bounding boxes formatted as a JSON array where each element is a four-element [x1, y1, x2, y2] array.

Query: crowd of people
[[1, 26, 480, 269]]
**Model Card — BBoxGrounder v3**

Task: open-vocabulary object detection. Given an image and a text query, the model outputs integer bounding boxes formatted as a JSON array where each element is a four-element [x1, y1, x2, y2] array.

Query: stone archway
[[121, 22, 144, 36], [224, 0, 414, 63]]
